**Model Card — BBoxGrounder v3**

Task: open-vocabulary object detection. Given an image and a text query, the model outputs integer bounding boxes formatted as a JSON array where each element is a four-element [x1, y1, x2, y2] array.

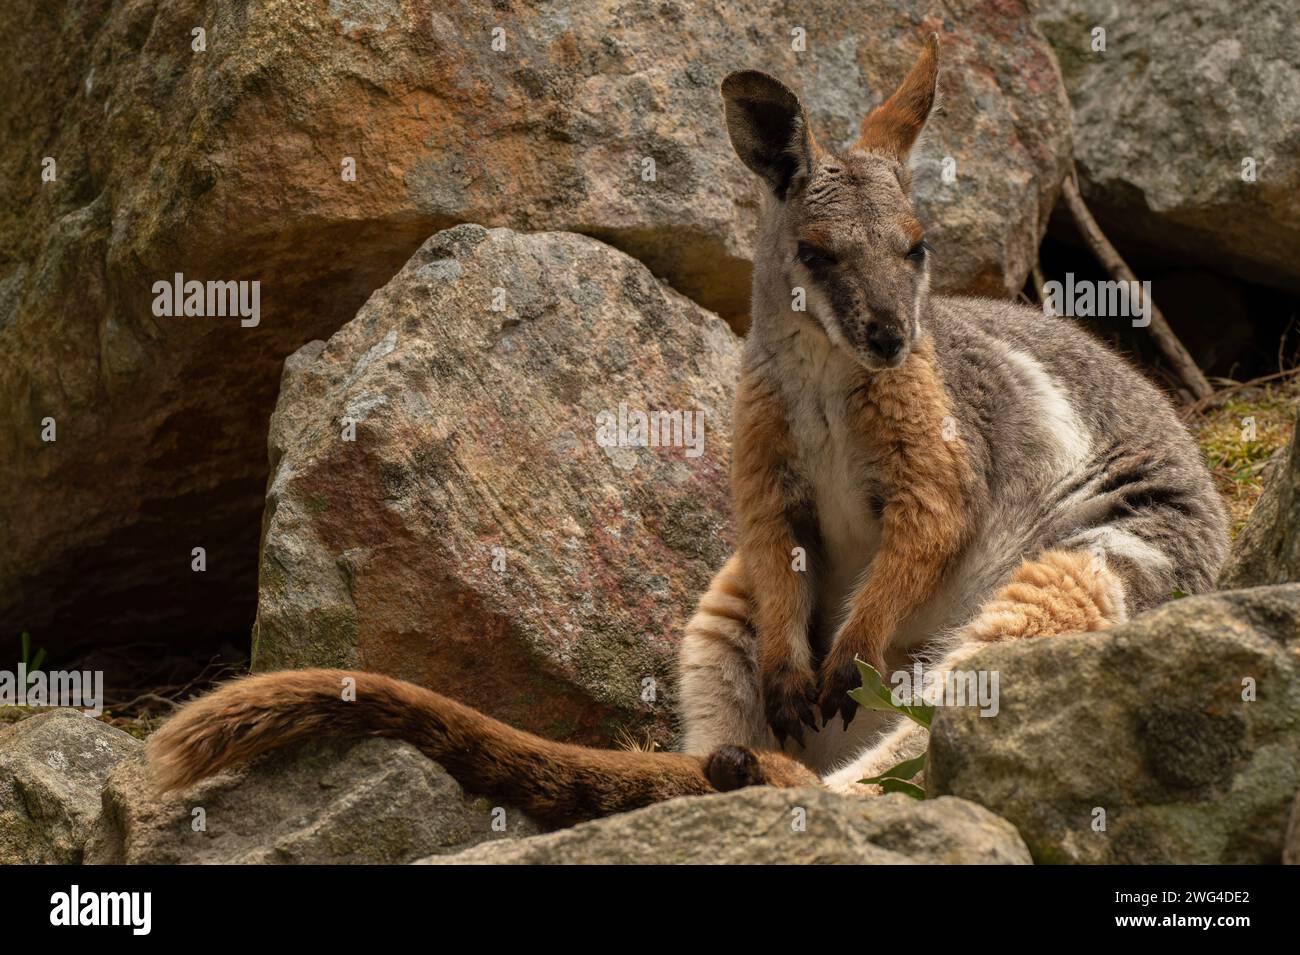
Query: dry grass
[[0, 654, 245, 740], [0, 705, 162, 739], [612, 725, 662, 753], [1190, 375, 1300, 534]]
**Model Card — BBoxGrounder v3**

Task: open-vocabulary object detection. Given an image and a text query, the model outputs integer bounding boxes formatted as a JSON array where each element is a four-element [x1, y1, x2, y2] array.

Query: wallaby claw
[[816, 657, 860, 730], [764, 667, 819, 749]]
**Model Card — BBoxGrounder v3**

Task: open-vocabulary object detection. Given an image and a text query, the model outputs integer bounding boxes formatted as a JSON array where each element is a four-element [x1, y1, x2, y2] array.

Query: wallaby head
[[722, 34, 940, 370]]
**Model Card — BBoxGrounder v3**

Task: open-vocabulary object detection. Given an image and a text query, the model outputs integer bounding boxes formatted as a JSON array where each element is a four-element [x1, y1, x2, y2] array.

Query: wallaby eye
[[796, 241, 836, 270], [906, 240, 932, 264]]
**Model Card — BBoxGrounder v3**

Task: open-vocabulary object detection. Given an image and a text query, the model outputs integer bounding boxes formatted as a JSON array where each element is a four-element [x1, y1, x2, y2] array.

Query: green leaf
[[853, 659, 895, 704], [858, 752, 927, 786], [878, 777, 926, 800], [18, 632, 47, 671], [852, 657, 934, 728], [847, 686, 901, 714]]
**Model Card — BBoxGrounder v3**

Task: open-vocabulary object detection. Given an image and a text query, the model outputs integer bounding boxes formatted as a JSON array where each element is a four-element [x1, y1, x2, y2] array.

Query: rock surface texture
[[1, 1, 1071, 653], [1036, 0, 1300, 290], [86, 736, 541, 864], [0, 710, 140, 863], [423, 788, 1032, 864], [253, 225, 738, 746], [930, 586, 1300, 864]]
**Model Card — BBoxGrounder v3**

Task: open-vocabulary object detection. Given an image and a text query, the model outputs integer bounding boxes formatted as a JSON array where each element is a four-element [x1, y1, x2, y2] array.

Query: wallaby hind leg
[[677, 555, 775, 755], [960, 548, 1127, 643]]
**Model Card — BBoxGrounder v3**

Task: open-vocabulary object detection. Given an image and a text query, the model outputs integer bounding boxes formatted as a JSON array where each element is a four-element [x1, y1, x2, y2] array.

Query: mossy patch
[[1191, 376, 1299, 533]]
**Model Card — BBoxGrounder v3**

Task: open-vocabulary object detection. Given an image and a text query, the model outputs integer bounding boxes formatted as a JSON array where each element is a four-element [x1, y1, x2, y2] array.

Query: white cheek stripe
[[1003, 348, 1091, 472], [806, 285, 849, 348]]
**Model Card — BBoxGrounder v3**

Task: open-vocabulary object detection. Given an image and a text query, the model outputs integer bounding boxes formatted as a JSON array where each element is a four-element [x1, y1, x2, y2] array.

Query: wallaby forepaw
[[816, 655, 860, 729], [762, 666, 820, 747]]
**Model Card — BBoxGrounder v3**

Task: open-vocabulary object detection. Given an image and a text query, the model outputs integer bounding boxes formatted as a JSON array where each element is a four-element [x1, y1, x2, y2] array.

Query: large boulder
[[929, 585, 1300, 864], [0, 709, 140, 863], [1219, 411, 1300, 587], [253, 225, 737, 746], [2, 1, 1071, 654], [85, 737, 541, 864], [422, 788, 1031, 864], [1035, 0, 1300, 291]]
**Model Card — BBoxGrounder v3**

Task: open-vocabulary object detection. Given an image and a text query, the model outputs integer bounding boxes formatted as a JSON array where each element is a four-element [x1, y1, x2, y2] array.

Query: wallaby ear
[[853, 33, 940, 161], [721, 70, 817, 200]]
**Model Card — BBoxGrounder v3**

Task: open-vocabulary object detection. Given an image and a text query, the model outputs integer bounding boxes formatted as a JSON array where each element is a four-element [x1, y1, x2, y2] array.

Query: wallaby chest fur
[[746, 291, 1228, 669], [760, 326, 886, 653]]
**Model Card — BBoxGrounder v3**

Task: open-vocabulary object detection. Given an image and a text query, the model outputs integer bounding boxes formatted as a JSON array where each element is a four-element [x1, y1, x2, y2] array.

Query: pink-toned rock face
[[1, 0, 1069, 656], [253, 226, 739, 745]]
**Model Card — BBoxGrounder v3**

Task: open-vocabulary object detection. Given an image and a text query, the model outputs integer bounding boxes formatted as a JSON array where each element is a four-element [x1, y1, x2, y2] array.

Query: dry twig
[[1060, 171, 1213, 402]]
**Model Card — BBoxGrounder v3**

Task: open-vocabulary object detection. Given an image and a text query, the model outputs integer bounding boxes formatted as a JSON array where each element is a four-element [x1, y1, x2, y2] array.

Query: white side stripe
[[1004, 348, 1092, 472], [1068, 525, 1171, 570]]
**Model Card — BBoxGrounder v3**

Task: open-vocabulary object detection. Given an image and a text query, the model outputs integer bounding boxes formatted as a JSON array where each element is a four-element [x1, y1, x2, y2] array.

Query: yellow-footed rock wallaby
[[147, 36, 1227, 821]]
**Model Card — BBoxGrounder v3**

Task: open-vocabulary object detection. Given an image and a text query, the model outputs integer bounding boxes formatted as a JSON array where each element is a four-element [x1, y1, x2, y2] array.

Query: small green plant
[[18, 631, 46, 672], [847, 658, 932, 799]]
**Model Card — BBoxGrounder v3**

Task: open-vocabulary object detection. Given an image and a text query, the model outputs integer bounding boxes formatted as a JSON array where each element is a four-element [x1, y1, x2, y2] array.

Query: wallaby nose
[[865, 323, 905, 362]]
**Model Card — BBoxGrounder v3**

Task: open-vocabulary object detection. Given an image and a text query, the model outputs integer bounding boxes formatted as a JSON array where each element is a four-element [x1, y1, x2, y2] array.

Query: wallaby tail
[[146, 668, 728, 826]]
